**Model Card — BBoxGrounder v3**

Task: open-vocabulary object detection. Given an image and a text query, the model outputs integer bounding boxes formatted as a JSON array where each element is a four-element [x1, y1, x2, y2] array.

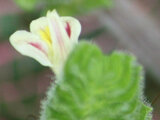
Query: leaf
[[40, 42, 152, 120], [14, 0, 38, 11], [46, 0, 113, 15], [14, 0, 112, 15]]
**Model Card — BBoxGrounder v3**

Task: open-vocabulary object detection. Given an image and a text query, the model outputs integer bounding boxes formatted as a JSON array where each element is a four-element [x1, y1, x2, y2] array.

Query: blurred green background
[[0, 0, 160, 120]]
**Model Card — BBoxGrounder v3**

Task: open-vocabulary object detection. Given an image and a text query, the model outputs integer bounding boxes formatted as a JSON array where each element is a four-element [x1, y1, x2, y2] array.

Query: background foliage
[[14, 0, 112, 15]]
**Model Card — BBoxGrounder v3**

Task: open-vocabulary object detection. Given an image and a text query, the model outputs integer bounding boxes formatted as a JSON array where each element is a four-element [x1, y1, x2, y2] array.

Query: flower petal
[[30, 17, 48, 34], [30, 17, 52, 46], [61, 16, 81, 44], [10, 30, 52, 67], [47, 10, 71, 62]]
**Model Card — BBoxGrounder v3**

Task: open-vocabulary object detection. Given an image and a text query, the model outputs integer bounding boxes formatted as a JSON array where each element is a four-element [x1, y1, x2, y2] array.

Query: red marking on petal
[[66, 22, 71, 38], [28, 42, 47, 55]]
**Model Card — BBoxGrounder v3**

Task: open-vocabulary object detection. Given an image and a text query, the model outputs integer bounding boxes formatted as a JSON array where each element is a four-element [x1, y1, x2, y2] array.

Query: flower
[[10, 10, 81, 75]]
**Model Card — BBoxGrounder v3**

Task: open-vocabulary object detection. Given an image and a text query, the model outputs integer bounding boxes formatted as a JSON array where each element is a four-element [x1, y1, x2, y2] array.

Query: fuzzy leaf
[[40, 42, 152, 120]]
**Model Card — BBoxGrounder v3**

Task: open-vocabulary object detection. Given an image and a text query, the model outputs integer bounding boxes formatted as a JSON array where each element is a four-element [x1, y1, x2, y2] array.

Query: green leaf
[[82, 0, 113, 10], [46, 0, 113, 15], [40, 42, 152, 120], [14, 0, 38, 11], [13, 0, 112, 15]]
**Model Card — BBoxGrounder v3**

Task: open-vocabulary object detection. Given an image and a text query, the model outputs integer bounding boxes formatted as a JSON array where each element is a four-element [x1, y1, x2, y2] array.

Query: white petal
[[30, 17, 48, 34], [10, 31, 52, 67], [61, 16, 81, 44], [47, 10, 71, 63]]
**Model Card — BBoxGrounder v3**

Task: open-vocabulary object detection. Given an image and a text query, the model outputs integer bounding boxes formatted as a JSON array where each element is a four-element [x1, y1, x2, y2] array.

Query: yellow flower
[[10, 10, 81, 75]]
